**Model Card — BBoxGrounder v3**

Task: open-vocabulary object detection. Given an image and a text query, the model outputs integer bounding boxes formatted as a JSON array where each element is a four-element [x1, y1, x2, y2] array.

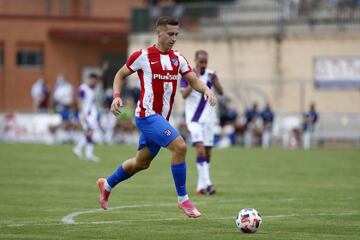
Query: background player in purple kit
[[181, 50, 223, 195]]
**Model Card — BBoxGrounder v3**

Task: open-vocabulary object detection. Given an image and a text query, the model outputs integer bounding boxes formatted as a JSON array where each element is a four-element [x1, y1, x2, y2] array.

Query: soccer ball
[[235, 208, 263, 233]]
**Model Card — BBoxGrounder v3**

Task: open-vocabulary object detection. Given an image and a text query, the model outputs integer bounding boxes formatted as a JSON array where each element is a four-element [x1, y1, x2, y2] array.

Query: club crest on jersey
[[171, 57, 179, 67], [164, 129, 172, 136]]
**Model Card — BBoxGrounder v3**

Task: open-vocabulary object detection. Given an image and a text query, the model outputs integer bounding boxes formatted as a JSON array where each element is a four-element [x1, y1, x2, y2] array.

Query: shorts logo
[[164, 129, 172, 136]]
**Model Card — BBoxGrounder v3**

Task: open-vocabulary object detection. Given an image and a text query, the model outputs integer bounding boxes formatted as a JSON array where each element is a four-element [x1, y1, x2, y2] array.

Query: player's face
[[196, 54, 208, 74], [88, 77, 98, 88], [158, 24, 179, 51]]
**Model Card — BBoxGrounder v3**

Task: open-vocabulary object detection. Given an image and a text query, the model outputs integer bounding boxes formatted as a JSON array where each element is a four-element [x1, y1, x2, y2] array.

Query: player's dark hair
[[156, 16, 179, 27], [88, 73, 98, 79], [195, 50, 208, 59]]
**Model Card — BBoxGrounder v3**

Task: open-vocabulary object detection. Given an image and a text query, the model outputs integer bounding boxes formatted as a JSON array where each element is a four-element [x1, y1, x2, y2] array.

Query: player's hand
[[111, 97, 123, 116], [204, 88, 217, 107]]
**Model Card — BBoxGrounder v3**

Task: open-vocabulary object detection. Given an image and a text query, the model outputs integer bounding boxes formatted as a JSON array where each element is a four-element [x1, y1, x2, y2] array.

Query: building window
[[17, 50, 43, 68], [47, 0, 53, 16], [61, 0, 69, 16], [85, 0, 92, 17]]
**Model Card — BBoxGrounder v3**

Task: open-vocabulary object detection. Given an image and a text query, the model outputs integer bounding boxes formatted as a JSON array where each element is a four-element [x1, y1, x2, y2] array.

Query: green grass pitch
[[0, 144, 359, 239]]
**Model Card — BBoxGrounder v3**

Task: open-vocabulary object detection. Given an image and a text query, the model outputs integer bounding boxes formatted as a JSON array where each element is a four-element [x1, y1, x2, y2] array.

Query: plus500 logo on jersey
[[153, 73, 178, 80]]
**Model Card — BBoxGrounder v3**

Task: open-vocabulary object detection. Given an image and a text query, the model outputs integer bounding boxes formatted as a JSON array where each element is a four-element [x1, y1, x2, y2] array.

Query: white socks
[[196, 162, 212, 191], [104, 180, 112, 192], [178, 194, 189, 203], [85, 143, 94, 159], [75, 135, 86, 152]]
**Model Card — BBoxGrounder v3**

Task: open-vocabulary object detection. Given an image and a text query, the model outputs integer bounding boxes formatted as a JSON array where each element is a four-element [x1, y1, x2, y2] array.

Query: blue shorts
[[135, 114, 180, 157]]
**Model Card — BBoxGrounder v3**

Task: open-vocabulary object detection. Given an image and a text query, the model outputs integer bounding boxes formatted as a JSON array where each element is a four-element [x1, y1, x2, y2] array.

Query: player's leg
[[204, 146, 216, 195], [135, 114, 201, 218], [73, 119, 89, 160], [187, 122, 207, 195], [73, 132, 86, 160], [97, 145, 155, 210], [84, 128, 100, 162], [193, 142, 208, 195], [167, 136, 201, 218], [203, 122, 216, 195]]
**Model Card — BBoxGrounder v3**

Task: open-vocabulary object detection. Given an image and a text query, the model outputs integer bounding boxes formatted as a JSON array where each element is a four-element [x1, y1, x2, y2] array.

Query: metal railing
[[131, 0, 360, 33]]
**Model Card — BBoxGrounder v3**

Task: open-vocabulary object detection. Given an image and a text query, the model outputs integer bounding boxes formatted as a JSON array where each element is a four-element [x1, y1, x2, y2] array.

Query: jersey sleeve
[[126, 50, 143, 73], [78, 87, 85, 100], [178, 54, 192, 76], [180, 77, 189, 91]]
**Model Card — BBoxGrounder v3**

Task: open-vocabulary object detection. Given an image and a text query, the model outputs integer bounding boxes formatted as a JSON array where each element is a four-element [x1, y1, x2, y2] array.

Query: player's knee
[[175, 141, 187, 155], [196, 148, 206, 157]]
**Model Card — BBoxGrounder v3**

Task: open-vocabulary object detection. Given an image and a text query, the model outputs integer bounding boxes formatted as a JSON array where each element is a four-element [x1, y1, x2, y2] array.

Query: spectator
[[218, 96, 238, 145], [53, 74, 74, 143], [101, 61, 113, 91], [31, 76, 49, 113], [100, 97, 117, 145], [261, 102, 274, 149], [149, 0, 184, 23], [219, 96, 238, 127], [244, 102, 261, 148], [53, 74, 73, 115], [302, 102, 319, 150]]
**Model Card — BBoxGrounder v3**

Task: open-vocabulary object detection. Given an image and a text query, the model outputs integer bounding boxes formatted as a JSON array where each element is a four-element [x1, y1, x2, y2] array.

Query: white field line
[[61, 197, 357, 225], [61, 200, 241, 224], [3, 197, 358, 229], [5, 212, 357, 228]]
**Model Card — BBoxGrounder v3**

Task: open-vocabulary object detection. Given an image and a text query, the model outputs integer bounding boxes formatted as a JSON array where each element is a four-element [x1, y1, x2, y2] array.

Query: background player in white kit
[[73, 73, 100, 162], [180, 50, 223, 195]]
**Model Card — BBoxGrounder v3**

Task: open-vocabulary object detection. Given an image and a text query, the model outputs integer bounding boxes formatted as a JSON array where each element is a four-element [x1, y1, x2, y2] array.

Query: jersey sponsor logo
[[153, 73, 178, 81], [150, 61, 158, 65], [164, 129, 172, 136]]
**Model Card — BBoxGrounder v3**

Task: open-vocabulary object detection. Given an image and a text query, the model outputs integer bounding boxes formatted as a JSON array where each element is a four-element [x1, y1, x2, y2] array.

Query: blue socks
[[107, 162, 188, 199], [107, 165, 131, 188], [171, 162, 187, 197]]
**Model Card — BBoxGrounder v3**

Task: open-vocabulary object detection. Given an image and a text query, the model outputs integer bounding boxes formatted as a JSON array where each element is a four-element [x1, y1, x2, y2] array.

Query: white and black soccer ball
[[235, 208, 263, 233]]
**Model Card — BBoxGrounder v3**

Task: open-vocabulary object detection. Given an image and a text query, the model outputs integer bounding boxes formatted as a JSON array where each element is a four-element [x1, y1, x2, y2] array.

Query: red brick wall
[[0, 17, 128, 111], [0, 0, 143, 111]]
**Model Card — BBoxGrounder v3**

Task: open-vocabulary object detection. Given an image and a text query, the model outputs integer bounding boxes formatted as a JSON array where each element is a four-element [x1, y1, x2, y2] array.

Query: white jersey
[[181, 68, 217, 124], [78, 83, 98, 129]]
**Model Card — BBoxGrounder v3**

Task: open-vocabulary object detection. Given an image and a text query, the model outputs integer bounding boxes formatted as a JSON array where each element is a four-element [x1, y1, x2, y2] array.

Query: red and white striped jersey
[[126, 45, 192, 120]]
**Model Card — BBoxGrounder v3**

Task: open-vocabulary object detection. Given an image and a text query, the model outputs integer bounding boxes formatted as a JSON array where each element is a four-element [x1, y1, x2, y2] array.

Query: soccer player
[[73, 73, 100, 162], [96, 16, 217, 218], [180, 50, 223, 195], [244, 102, 260, 148]]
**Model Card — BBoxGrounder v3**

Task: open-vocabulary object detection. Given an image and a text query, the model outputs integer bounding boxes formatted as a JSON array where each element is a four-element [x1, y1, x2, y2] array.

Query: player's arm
[[77, 89, 84, 113], [111, 65, 133, 116], [180, 77, 192, 99], [181, 85, 192, 99], [211, 72, 223, 95], [183, 71, 217, 106]]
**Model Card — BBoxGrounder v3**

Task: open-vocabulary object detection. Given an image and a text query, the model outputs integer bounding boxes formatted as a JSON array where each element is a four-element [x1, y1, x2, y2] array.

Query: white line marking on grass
[[61, 200, 239, 224], [62, 203, 175, 224], [6, 212, 358, 228], [4, 198, 358, 228]]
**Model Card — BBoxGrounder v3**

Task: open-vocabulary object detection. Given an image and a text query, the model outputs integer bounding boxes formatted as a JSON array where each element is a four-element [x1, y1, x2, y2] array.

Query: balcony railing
[[131, 0, 360, 33]]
